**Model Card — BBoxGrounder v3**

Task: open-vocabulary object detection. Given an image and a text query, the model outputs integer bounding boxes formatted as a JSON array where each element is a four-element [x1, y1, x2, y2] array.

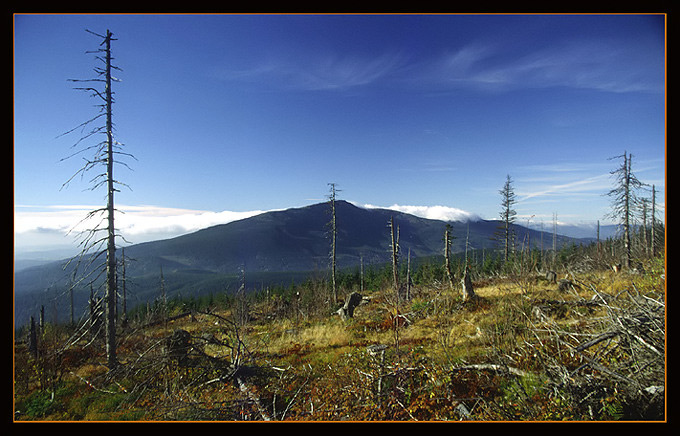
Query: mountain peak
[[14, 200, 592, 327]]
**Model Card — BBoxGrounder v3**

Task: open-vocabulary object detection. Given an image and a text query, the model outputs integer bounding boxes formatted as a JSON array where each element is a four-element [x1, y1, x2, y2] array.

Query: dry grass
[[17, 261, 664, 421]]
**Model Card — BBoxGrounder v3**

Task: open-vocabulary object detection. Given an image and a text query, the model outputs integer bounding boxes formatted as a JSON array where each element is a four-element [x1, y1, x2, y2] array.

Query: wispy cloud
[[423, 39, 663, 94], [212, 33, 662, 96], [517, 173, 611, 202], [213, 52, 406, 92]]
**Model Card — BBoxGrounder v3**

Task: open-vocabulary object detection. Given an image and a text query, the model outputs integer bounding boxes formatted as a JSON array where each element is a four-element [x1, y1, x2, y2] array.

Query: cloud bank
[[361, 203, 480, 222], [14, 204, 268, 252], [15, 202, 480, 253]]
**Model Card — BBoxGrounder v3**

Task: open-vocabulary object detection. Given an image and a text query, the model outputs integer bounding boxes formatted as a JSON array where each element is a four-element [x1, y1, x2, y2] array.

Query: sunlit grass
[[15, 257, 666, 421]]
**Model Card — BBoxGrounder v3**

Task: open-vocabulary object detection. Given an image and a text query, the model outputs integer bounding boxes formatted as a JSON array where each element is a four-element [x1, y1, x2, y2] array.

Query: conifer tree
[[499, 174, 517, 262]]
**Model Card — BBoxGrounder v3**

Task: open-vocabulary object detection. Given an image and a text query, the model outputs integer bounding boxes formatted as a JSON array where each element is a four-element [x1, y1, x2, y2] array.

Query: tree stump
[[461, 267, 477, 302], [337, 292, 363, 321], [546, 271, 557, 283], [166, 329, 192, 365]]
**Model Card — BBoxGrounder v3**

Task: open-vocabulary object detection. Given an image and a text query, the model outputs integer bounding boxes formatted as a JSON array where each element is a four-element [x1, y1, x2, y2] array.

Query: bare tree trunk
[[60, 30, 130, 368], [160, 265, 167, 326], [40, 305, 45, 335], [461, 265, 477, 302], [444, 224, 455, 291], [389, 216, 399, 295], [623, 153, 631, 269], [360, 254, 364, 294], [328, 183, 338, 304], [389, 216, 401, 353], [499, 175, 517, 263], [651, 184, 657, 258], [406, 248, 411, 301], [101, 29, 118, 369], [69, 278, 74, 327], [597, 220, 601, 256], [552, 212, 557, 268], [28, 316, 38, 358], [121, 247, 128, 328]]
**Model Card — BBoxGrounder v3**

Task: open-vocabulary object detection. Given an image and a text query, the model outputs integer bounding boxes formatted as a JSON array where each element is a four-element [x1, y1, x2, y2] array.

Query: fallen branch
[[451, 363, 529, 378], [237, 376, 271, 421], [575, 331, 619, 352]]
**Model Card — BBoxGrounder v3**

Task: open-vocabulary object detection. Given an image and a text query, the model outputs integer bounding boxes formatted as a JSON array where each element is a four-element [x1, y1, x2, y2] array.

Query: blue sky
[[14, 13, 666, 254]]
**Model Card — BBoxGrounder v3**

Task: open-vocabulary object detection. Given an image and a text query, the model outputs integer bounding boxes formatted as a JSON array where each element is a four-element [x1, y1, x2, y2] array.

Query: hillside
[[13, 257, 666, 421], [14, 201, 591, 328], [117, 200, 561, 273]]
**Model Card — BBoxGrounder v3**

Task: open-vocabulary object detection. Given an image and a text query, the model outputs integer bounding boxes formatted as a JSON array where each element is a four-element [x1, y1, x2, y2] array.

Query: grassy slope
[[14, 261, 666, 422]]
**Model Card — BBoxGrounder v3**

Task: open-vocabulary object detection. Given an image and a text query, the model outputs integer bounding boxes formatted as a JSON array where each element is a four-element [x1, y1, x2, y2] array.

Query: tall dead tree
[[160, 265, 167, 325], [389, 216, 400, 296], [388, 216, 401, 353], [234, 266, 249, 327], [499, 174, 517, 263], [60, 29, 130, 369], [651, 184, 659, 257], [327, 183, 340, 304], [639, 197, 650, 256], [552, 212, 558, 267], [444, 224, 455, 291], [120, 247, 128, 328], [606, 151, 643, 269], [406, 248, 412, 301]]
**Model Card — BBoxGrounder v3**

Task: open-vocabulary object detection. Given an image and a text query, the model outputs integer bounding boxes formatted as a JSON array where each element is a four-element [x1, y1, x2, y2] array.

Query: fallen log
[[450, 363, 529, 378]]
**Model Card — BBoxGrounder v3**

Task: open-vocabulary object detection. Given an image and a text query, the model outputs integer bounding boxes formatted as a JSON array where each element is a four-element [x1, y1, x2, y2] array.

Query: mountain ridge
[[14, 200, 593, 327]]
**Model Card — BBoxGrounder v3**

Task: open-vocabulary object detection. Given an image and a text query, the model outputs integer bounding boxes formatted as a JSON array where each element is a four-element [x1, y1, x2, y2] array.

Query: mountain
[[526, 222, 621, 240], [14, 201, 591, 328]]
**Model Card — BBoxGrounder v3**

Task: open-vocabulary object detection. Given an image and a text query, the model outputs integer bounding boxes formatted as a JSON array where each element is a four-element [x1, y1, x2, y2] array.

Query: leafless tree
[[389, 216, 400, 296], [120, 247, 129, 328], [499, 174, 517, 263], [59, 29, 133, 369], [327, 183, 341, 304], [650, 184, 661, 257], [444, 224, 455, 291], [606, 151, 644, 269]]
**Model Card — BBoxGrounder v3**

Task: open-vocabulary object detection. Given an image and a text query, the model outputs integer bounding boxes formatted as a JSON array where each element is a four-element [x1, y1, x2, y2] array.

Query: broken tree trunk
[[337, 292, 363, 321], [461, 266, 477, 302]]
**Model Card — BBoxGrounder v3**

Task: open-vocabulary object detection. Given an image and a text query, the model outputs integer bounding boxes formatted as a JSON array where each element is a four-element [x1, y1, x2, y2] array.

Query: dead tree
[[406, 248, 412, 301], [389, 216, 401, 353], [499, 174, 517, 263], [159, 265, 167, 326], [234, 266, 249, 327], [460, 265, 477, 302], [327, 183, 341, 304], [120, 247, 128, 328], [389, 216, 400, 296], [336, 292, 363, 321], [60, 29, 132, 369], [606, 151, 644, 270], [650, 184, 662, 258], [444, 224, 455, 291], [27, 316, 38, 358]]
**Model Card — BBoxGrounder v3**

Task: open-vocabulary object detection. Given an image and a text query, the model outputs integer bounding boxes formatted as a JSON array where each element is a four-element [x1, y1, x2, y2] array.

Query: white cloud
[[14, 204, 269, 251], [15, 202, 481, 254], [360, 203, 480, 222]]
